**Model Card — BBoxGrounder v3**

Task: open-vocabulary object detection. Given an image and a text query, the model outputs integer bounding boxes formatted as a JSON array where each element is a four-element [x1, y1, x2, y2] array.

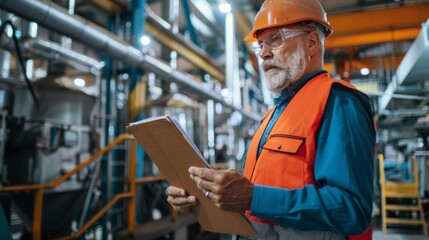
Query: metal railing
[[0, 133, 167, 240]]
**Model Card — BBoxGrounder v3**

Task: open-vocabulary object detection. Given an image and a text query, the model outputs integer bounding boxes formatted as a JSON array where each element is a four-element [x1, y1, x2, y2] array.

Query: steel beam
[[145, 15, 225, 82], [329, 4, 429, 36], [325, 4, 429, 48], [88, 0, 124, 14], [355, 55, 405, 69], [326, 28, 421, 48], [381, 108, 429, 117]]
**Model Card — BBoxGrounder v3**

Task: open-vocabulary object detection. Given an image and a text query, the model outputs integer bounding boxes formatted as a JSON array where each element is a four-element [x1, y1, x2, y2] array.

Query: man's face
[[256, 25, 311, 95]]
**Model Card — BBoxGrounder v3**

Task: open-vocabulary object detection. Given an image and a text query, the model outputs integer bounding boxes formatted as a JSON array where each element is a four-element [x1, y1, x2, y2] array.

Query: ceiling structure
[[42, 0, 429, 140]]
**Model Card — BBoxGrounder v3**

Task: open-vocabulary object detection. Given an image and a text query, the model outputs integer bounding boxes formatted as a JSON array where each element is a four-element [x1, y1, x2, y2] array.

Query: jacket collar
[[274, 70, 327, 106]]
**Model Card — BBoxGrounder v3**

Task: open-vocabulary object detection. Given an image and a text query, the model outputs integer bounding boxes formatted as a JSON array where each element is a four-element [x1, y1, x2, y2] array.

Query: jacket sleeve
[[249, 84, 376, 235]]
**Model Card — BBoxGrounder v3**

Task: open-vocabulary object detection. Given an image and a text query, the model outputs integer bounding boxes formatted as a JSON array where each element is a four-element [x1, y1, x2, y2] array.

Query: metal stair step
[[386, 218, 425, 225], [385, 204, 421, 211]]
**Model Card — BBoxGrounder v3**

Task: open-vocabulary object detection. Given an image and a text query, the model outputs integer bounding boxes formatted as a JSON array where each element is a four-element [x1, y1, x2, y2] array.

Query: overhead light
[[5, 25, 13, 38], [74, 78, 86, 87], [221, 88, 229, 97], [140, 35, 151, 46], [219, 3, 231, 13], [360, 68, 370, 76]]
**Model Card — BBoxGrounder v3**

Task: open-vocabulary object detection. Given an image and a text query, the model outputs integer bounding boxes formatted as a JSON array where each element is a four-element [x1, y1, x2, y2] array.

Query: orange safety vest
[[243, 73, 373, 240]]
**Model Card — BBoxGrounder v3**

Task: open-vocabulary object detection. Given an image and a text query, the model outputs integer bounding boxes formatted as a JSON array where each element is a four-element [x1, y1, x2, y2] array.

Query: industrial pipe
[[0, 0, 260, 121], [22, 38, 105, 71]]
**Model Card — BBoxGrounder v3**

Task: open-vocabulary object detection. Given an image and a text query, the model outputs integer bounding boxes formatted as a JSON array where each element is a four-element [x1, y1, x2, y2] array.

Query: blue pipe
[[130, 0, 145, 91], [181, 0, 199, 46]]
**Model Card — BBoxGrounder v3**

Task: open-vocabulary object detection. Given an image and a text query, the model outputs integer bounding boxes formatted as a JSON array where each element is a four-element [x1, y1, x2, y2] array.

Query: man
[[166, 0, 376, 239]]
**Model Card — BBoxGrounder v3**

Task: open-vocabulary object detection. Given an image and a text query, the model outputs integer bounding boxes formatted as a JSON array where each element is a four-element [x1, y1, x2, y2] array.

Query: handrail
[[0, 133, 134, 240], [50, 134, 134, 188], [62, 177, 168, 239], [1, 133, 170, 240], [56, 193, 133, 240], [134, 175, 165, 184], [0, 184, 45, 192], [0, 134, 135, 192]]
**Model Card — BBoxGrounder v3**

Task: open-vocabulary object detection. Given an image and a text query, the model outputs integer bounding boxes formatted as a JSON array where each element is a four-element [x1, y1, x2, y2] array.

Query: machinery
[[0, 58, 103, 239], [0, 10, 105, 237], [0, 0, 265, 238]]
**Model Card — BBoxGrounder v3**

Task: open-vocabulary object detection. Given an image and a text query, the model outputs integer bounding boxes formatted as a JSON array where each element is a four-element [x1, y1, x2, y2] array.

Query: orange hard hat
[[244, 0, 333, 42]]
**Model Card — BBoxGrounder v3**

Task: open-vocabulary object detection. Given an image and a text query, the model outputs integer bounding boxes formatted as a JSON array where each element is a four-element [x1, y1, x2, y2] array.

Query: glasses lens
[[264, 32, 283, 49], [280, 29, 309, 40], [255, 30, 282, 53], [254, 29, 309, 56]]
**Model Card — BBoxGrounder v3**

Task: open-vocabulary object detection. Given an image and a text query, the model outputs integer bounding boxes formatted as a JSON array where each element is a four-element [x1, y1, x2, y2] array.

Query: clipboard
[[127, 115, 256, 236]]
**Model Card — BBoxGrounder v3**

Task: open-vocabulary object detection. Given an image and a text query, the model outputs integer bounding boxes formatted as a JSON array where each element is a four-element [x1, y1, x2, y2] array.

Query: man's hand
[[166, 186, 198, 213], [188, 167, 253, 212]]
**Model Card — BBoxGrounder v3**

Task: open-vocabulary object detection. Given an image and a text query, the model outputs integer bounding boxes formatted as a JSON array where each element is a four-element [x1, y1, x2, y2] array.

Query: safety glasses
[[252, 28, 309, 56]]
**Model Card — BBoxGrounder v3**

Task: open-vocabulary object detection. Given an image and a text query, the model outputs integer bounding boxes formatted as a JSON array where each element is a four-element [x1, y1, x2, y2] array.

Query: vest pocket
[[260, 135, 306, 189], [262, 134, 305, 154]]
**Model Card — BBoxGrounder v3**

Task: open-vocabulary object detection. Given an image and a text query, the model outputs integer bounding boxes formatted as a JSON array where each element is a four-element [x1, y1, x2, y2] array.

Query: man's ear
[[307, 31, 320, 57]]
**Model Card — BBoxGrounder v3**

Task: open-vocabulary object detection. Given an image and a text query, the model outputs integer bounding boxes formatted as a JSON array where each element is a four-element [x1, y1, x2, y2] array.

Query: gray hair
[[301, 21, 326, 46]]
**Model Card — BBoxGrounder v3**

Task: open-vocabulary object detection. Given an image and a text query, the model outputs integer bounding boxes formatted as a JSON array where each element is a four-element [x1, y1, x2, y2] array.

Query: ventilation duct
[[379, 18, 429, 112]]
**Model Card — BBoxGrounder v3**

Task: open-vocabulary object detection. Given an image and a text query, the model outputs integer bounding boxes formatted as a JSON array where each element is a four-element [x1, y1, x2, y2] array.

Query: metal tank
[[0, 14, 103, 237]]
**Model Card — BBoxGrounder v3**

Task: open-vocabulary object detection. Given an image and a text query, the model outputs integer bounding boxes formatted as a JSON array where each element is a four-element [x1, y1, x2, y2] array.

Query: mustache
[[262, 59, 283, 72]]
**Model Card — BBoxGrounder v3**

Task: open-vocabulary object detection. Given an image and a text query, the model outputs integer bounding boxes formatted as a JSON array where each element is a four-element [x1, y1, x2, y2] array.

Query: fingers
[[190, 173, 215, 194], [166, 186, 187, 197], [167, 196, 198, 213], [166, 186, 198, 213], [167, 195, 197, 205], [172, 204, 195, 213], [188, 167, 217, 181], [187, 168, 253, 212], [189, 167, 230, 194]]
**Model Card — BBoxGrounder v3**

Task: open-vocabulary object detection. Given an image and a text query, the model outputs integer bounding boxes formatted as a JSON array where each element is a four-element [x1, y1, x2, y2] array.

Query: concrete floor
[[217, 230, 429, 240], [371, 205, 428, 240], [373, 230, 428, 240]]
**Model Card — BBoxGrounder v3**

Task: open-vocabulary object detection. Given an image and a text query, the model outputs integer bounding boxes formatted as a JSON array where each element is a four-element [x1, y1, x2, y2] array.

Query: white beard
[[264, 43, 307, 95]]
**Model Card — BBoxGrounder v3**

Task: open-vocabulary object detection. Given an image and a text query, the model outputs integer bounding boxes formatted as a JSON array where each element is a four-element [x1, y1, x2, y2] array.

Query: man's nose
[[259, 46, 273, 60]]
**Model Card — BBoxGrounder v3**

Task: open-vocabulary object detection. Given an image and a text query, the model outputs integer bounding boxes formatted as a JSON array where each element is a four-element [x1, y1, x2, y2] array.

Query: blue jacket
[[248, 71, 376, 235]]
